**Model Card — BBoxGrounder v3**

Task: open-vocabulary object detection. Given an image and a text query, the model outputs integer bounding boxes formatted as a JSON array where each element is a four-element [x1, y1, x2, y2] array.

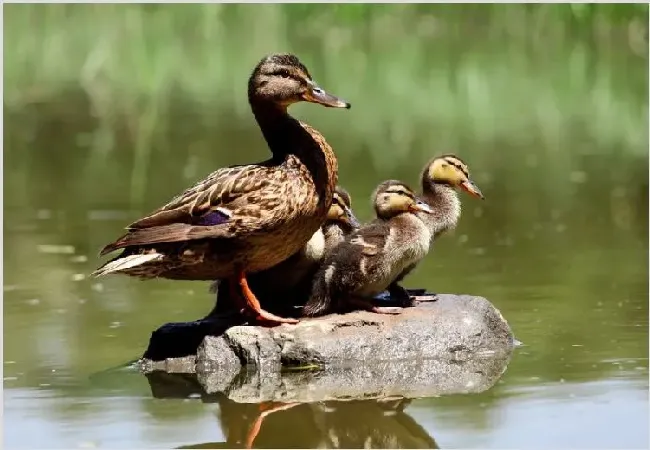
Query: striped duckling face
[[373, 180, 433, 220], [426, 155, 484, 199], [327, 186, 360, 228]]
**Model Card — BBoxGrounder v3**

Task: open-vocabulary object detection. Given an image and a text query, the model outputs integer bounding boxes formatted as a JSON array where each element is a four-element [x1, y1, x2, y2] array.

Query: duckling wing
[[348, 221, 389, 257], [99, 161, 300, 256]]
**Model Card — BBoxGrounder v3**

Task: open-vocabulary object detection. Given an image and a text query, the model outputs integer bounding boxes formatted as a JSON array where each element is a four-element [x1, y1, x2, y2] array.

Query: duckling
[[381, 154, 484, 308], [92, 53, 350, 326], [209, 186, 359, 317], [419, 154, 484, 238], [321, 187, 359, 253], [303, 180, 433, 317]]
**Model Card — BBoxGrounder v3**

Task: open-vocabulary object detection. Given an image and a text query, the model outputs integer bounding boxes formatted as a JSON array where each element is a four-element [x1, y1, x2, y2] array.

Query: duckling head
[[373, 180, 433, 220], [327, 186, 360, 229], [423, 154, 484, 199], [248, 53, 350, 109]]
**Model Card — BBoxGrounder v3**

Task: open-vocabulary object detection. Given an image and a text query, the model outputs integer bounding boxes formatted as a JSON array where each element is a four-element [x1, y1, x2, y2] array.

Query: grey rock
[[140, 294, 515, 402], [224, 326, 282, 371], [139, 356, 196, 373], [267, 294, 513, 368], [224, 353, 511, 403], [195, 336, 240, 391]]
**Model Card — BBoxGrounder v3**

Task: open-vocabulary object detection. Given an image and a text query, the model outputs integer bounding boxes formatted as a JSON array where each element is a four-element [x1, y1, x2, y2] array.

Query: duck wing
[[100, 160, 300, 256]]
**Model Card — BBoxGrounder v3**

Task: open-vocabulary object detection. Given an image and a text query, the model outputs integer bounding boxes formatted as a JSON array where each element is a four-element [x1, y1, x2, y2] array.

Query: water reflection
[[148, 372, 438, 449], [213, 398, 438, 449]]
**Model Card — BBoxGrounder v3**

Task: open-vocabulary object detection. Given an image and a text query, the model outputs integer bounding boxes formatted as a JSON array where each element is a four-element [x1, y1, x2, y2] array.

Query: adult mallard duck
[[92, 53, 350, 325], [303, 180, 433, 317], [209, 185, 359, 317]]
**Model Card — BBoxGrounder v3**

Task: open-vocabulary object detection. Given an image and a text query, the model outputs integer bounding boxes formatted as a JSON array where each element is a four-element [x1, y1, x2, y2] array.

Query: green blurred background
[[3, 4, 649, 449]]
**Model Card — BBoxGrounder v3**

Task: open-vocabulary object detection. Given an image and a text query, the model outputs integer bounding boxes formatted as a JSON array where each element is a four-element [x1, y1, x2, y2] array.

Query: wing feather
[[100, 157, 307, 255], [345, 220, 390, 257]]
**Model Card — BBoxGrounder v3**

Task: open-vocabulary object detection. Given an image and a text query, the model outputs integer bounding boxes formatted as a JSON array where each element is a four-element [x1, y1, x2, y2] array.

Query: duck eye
[[312, 87, 324, 95], [273, 69, 292, 79]]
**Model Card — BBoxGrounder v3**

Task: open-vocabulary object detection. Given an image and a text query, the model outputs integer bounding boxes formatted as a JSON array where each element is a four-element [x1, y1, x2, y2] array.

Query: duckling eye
[[272, 69, 293, 79]]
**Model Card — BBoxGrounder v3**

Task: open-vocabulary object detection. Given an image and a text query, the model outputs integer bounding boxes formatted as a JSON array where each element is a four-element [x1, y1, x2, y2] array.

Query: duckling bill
[[419, 154, 484, 239], [92, 53, 350, 326], [303, 180, 433, 317]]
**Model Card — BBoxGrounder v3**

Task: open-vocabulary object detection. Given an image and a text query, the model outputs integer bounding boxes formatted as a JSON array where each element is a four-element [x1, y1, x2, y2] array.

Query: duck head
[[423, 154, 484, 199], [373, 180, 433, 220], [248, 53, 350, 110], [327, 186, 360, 229]]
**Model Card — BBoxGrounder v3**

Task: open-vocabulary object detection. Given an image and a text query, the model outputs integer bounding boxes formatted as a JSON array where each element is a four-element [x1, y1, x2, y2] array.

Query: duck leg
[[244, 402, 301, 449], [387, 282, 416, 307], [347, 295, 404, 315], [228, 279, 247, 316], [236, 271, 299, 325]]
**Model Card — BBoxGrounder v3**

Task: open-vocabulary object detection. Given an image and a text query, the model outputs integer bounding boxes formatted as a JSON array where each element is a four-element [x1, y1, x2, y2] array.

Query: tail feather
[[98, 223, 195, 257], [91, 252, 164, 277]]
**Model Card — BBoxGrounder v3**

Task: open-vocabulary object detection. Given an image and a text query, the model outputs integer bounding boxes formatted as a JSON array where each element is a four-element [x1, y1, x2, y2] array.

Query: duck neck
[[421, 180, 461, 237], [250, 99, 338, 210], [250, 101, 296, 156]]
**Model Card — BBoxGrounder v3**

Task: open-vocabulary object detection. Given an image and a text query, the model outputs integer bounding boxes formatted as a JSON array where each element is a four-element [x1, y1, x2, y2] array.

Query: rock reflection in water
[[150, 371, 438, 449], [146, 351, 511, 450]]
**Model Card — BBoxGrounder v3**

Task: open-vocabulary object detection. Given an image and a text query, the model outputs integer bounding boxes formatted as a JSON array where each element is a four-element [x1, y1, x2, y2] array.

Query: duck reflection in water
[[180, 397, 438, 449], [147, 372, 437, 449]]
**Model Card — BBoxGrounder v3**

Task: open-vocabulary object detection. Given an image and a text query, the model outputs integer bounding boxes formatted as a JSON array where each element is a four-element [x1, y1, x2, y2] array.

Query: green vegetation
[[5, 4, 648, 161]]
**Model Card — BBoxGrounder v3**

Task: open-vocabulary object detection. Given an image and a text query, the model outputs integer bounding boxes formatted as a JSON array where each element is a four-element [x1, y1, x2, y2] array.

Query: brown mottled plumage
[[303, 180, 433, 317], [209, 186, 359, 317], [92, 53, 350, 325]]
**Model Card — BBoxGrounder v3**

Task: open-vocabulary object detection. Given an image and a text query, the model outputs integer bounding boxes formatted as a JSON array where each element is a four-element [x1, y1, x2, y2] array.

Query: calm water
[[3, 18, 649, 448], [4, 118, 648, 448]]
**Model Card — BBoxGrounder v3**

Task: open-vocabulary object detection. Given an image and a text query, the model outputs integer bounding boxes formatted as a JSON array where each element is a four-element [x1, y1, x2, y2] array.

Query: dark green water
[[3, 7, 649, 447]]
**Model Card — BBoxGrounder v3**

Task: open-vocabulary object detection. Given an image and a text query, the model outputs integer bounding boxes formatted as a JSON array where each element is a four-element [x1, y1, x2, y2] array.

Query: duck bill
[[409, 200, 433, 214], [343, 206, 361, 228], [460, 180, 484, 199], [303, 84, 351, 109]]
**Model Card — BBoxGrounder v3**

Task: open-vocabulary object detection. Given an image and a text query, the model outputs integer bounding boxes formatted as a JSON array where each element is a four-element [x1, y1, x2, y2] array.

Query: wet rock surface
[[140, 294, 516, 401]]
